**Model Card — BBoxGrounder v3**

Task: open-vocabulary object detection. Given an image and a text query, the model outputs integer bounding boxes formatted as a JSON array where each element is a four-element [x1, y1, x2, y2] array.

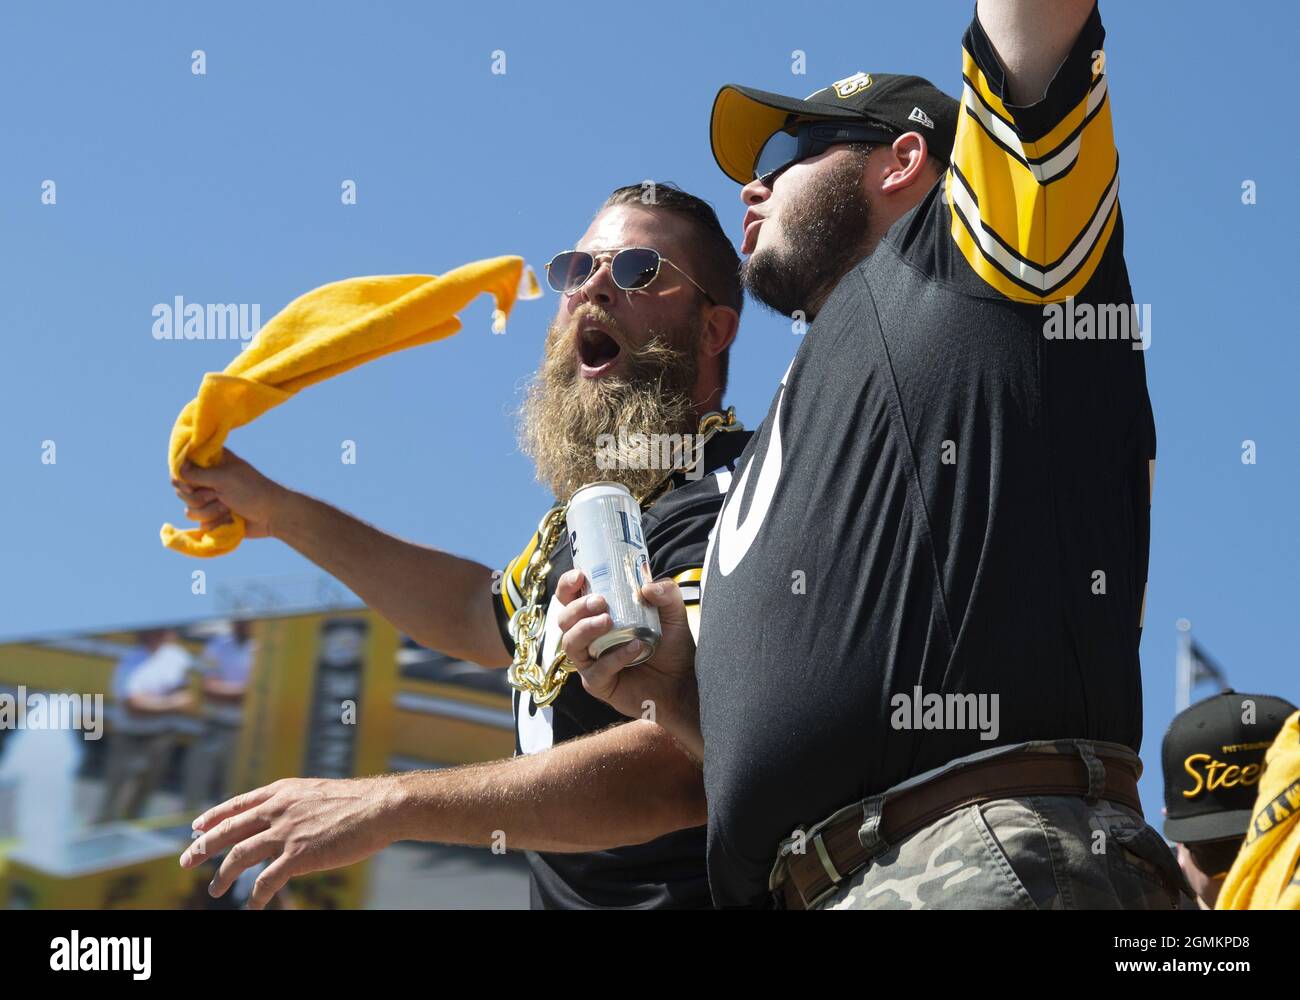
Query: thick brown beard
[[741, 145, 874, 319], [518, 306, 701, 502]]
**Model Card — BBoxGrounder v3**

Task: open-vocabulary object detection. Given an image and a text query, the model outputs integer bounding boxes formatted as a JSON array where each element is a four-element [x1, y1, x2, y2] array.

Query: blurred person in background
[[98, 627, 196, 822], [182, 619, 255, 810]]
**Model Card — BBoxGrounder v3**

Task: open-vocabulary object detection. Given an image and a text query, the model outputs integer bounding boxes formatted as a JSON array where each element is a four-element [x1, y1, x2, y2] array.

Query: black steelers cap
[[710, 71, 960, 185], [1161, 690, 1297, 843]]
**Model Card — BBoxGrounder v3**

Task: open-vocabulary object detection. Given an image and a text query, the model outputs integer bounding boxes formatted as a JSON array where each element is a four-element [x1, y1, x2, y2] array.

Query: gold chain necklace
[[506, 407, 741, 706]]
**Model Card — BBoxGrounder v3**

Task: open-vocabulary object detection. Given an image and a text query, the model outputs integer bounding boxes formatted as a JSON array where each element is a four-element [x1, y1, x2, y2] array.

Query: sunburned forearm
[[386, 719, 706, 853], [271, 489, 509, 666]]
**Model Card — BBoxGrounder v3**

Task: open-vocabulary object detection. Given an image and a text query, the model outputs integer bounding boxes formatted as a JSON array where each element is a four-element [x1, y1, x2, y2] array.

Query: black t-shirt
[[696, 7, 1156, 908], [493, 426, 752, 908]]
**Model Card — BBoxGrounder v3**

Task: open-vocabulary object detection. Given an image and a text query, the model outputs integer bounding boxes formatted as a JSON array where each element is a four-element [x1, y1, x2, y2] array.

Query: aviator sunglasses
[[545, 247, 716, 305]]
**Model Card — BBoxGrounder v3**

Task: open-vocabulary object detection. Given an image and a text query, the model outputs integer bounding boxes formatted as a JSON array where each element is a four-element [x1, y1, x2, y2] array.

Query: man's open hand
[[180, 776, 398, 910]]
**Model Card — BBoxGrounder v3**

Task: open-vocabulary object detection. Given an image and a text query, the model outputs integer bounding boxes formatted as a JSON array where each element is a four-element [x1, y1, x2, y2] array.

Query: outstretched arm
[[181, 717, 705, 909], [175, 450, 510, 667]]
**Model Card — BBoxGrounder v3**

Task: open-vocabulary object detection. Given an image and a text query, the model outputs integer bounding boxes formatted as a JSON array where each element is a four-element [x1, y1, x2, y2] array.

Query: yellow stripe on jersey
[[500, 557, 517, 617], [948, 46, 1119, 303], [674, 567, 703, 606], [500, 529, 540, 619]]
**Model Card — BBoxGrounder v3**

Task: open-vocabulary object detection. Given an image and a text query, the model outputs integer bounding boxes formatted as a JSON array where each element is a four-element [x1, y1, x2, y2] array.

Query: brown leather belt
[[775, 747, 1143, 910]]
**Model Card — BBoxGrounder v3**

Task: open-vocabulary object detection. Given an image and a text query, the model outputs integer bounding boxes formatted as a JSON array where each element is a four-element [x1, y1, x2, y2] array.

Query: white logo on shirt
[[714, 360, 791, 577]]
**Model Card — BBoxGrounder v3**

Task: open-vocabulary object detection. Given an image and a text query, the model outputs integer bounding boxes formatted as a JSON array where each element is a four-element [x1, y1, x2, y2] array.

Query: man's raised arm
[[173, 449, 510, 668], [976, 0, 1097, 105]]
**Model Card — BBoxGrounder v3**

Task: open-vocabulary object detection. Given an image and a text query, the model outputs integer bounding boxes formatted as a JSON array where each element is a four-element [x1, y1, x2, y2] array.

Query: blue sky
[[1, 1, 1296, 818]]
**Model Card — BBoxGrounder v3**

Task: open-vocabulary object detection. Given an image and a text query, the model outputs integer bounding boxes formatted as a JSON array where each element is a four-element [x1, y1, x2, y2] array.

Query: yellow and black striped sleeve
[[672, 567, 703, 609], [493, 528, 540, 655], [642, 487, 728, 640], [672, 567, 706, 642], [947, 3, 1117, 303]]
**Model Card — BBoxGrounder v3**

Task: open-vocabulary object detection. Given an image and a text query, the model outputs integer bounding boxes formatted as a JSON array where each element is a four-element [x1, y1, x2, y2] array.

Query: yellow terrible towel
[[1217, 710, 1300, 909], [161, 255, 538, 558]]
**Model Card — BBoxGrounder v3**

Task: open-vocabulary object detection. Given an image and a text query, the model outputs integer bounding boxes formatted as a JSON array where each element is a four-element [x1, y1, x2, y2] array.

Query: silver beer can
[[566, 481, 661, 664]]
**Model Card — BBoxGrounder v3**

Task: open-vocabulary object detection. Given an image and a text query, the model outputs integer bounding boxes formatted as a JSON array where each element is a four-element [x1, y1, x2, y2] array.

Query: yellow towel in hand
[[1217, 710, 1300, 909], [161, 255, 538, 558]]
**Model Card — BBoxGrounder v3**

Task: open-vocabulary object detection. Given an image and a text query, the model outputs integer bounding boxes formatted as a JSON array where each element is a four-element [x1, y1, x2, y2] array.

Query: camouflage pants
[[817, 794, 1188, 910]]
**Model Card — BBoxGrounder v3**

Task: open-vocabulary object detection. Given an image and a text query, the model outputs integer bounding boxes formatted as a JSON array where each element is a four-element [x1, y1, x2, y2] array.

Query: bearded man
[[171, 183, 749, 910], [557, 2, 1191, 910]]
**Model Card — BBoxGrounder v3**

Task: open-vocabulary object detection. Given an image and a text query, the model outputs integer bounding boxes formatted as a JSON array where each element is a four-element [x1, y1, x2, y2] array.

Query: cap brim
[[1163, 808, 1253, 843], [710, 84, 862, 185]]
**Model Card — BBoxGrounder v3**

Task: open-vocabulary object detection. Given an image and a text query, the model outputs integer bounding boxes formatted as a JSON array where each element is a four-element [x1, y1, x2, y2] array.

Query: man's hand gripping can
[[566, 481, 661, 664]]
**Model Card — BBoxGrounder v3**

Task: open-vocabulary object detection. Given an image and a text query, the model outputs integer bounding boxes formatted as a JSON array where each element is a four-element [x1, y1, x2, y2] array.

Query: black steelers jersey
[[492, 425, 751, 909], [696, 6, 1157, 908]]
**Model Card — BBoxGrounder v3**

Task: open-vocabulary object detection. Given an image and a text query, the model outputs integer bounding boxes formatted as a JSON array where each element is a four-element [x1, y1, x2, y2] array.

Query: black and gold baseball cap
[[710, 71, 960, 185], [1161, 691, 1297, 843]]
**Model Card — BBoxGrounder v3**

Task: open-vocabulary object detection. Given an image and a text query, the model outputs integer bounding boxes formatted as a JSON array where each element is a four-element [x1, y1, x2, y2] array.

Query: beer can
[[566, 481, 661, 664]]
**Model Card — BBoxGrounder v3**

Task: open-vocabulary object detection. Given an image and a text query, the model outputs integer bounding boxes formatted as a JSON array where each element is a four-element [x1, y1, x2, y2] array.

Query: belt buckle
[[769, 826, 806, 895], [802, 829, 845, 909], [770, 827, 843, 910]]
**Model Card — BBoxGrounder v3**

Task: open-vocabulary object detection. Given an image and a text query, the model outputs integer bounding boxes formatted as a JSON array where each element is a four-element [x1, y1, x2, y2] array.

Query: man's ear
[[880, 131, 931, 195], [701, 302, 740, 359]]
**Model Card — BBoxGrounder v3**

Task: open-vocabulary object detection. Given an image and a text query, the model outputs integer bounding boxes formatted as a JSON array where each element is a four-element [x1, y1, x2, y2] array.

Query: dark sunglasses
[[755, 120, 898, 184], [545, 247, 716, 304]]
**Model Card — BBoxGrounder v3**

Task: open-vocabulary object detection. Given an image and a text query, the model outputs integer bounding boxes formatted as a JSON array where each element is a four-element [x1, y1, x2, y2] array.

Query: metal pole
[[1175, 617, 1192, 712]]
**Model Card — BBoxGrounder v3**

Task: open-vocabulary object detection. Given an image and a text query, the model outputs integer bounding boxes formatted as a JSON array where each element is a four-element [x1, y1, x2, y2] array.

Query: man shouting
[[173, 183, 750, 909]]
